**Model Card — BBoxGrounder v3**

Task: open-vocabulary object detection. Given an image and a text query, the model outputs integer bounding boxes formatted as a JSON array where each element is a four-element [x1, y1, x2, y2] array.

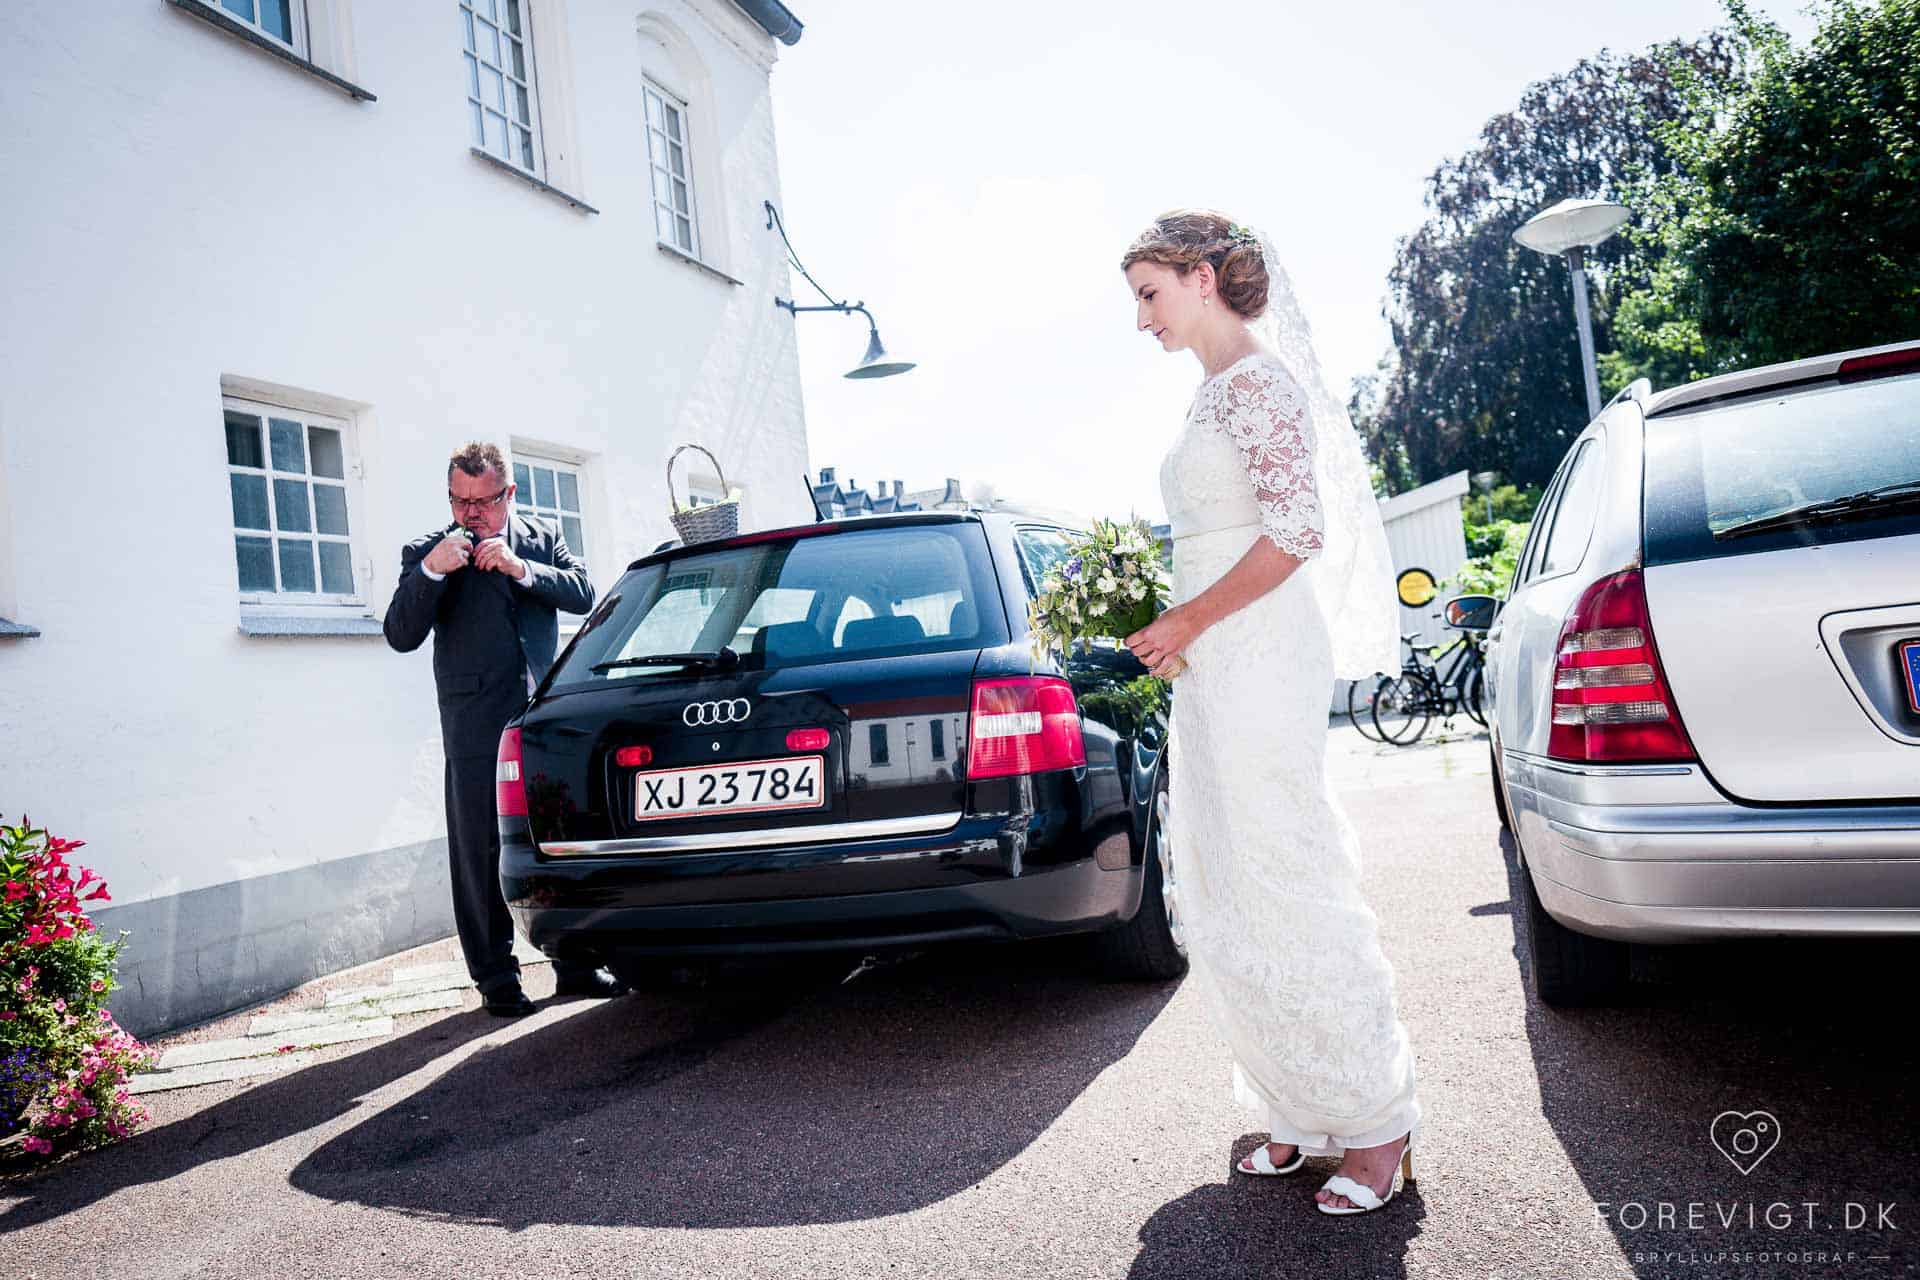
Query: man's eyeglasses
[[448, 487, 510, 513]]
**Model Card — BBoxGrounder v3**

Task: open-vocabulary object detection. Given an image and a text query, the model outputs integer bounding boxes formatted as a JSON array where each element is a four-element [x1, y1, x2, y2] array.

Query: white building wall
[[0, 0, 809, 1032]]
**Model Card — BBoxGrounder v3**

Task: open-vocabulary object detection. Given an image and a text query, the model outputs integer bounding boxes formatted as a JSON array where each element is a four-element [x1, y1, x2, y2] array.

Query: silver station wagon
[[1476, 340, 1920, 1004]]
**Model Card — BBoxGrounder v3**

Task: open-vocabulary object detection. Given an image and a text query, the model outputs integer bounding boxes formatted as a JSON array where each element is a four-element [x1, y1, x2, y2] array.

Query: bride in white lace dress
[[1120, 210, 1423, 1215]]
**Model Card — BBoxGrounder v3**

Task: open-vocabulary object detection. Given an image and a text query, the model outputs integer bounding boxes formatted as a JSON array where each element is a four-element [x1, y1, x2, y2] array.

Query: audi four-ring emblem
[[683, 698, 751, 727]]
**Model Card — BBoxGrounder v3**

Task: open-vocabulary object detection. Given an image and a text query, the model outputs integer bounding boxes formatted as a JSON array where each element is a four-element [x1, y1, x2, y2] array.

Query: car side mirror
[[1443, 594, 1499, 631]]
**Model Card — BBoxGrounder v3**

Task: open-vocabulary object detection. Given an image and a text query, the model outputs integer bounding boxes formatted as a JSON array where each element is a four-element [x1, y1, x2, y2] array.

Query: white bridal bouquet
[[1028, 518, 1187, 678]]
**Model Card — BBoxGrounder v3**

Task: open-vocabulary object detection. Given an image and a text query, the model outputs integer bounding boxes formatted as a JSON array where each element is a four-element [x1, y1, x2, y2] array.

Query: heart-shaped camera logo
[[1710, 1110, 1782, 1176]]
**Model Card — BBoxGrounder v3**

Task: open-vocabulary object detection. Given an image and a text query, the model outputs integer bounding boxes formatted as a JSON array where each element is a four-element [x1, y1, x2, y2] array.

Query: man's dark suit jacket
[[383, 512, 595, 758]]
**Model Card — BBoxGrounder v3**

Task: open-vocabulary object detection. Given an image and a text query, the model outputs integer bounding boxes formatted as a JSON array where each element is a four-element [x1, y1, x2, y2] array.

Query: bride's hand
[[1125, 605, 1200, 677]]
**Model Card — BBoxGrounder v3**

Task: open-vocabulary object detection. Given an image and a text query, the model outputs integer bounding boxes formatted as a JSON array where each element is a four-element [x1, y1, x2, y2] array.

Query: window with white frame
[[643, 81, 700, 257], [224, 399, 360, 602], [461, 0, 540, 174], [513, 455, 587, 560], [213, 0, 304, 53]]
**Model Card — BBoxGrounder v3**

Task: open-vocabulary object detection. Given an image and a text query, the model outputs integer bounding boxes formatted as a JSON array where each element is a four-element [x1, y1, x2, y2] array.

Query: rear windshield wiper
[[1716, 480, 1920, 540], [591, 647, 740, 674]]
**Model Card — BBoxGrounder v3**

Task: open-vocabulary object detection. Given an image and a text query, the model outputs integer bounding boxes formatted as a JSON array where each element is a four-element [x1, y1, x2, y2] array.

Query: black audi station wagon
[[494, 511, 1185, 984]]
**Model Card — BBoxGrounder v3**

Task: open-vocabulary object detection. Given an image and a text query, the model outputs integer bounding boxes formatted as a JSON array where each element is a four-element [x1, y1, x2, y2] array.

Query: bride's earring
[[1203, 294, 1211, 307]]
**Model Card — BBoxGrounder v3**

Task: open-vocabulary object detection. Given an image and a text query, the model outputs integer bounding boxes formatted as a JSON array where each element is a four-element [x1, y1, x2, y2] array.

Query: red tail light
[[965, 677, 1086, 779], [1837, 345, 1920, 380], [786, 728, 831, 752], [1548, 569, 1697, 763], [496, 727, 528, 816]]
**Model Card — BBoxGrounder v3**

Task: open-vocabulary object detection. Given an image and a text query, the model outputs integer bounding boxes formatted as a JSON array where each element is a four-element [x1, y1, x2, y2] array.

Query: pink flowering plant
[[1, 815, 154, 1157]]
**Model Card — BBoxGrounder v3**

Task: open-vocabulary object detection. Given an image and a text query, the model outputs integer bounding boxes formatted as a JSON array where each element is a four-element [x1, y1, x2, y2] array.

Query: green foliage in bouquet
[[1026, 518, 1171, 663], [1, 816, 154, 1158]]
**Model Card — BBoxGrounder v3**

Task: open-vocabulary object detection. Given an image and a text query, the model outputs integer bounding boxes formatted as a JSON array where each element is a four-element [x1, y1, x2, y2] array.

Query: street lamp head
[[845, 324, 915, 379], [1512, 198, 1630, 257]]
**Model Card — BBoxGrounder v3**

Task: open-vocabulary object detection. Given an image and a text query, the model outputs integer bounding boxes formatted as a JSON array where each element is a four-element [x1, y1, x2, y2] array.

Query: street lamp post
[[1513, 198, 1630, 421]]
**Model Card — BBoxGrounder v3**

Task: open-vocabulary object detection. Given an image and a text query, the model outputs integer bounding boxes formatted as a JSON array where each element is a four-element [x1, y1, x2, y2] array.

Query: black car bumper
[[500, 811, 1143, 961]]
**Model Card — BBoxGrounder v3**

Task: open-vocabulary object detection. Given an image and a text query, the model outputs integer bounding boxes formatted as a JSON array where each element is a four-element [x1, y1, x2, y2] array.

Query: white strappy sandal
[[1236, 1142, 1307, 1176], [1316, 1129, 1415, 1216]]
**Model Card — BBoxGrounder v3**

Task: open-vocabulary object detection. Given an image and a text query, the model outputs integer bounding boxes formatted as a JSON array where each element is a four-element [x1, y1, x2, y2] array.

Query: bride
[[1120, 209, 1423, 1216]]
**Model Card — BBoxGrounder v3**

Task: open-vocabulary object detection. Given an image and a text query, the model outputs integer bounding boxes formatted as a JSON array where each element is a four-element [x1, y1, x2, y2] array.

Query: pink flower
[[3, 880, 24, 901], [98, 1010, 112, 1022], [79, 1068, 97, 1085], [52, 999, 66, 1013], [22, 1136, 52, 1155], [63, 1014, 77, 1027], [90, 978, 106, 992], [0, 1011, 13, 1022]]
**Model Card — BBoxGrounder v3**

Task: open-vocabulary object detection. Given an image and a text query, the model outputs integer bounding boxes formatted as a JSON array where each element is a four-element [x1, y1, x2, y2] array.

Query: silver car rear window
[[1643, 369, 1920, 565]]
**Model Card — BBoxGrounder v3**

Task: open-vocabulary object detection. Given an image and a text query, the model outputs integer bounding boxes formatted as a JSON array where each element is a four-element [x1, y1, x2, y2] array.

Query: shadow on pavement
[[1498, 827, 1920, 1275], [1127, 1136, 1424, 1280], [277, 940, 1175, 1229]]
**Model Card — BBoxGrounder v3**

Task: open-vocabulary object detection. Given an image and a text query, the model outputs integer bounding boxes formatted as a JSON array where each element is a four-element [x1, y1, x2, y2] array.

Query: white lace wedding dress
[[1160, 349, 1422, 1156]]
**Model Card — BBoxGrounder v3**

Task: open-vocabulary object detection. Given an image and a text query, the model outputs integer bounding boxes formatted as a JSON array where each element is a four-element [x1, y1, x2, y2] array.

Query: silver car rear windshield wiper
[[1716, 479, 1920, 540], [591, 647, 740, 674]]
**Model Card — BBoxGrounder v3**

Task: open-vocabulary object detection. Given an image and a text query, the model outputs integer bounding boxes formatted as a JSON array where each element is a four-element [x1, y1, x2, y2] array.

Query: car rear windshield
[[546, 521, 1008, 690], [1643, 369, 1920, 565]]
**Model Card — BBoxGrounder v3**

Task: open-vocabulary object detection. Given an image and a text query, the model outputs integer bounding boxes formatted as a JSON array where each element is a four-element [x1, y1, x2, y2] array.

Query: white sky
[[768, 0, 1818, 522]]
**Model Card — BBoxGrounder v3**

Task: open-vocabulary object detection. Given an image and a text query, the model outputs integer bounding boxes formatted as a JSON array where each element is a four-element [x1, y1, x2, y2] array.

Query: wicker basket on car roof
[[666, 443, 739, 544]]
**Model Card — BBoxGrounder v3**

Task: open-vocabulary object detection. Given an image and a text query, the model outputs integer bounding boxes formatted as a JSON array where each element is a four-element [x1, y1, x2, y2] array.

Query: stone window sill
[[167, 0, 378, 102], [470, 148, 599, 215], [656, 241, 745, 287], [0, 617, 40, 639], [238, 614, 385, 637]]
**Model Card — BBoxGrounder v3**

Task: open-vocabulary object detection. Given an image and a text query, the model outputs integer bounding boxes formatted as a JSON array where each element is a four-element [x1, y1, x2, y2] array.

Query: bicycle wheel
[[1463, 666, 1487, 728], [1345, 676, 1384, 741], [1371, 669, 1435, 745]]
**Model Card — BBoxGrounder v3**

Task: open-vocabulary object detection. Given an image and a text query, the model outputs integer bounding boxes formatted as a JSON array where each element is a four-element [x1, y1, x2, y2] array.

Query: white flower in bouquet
[[1027, 517, 1184, 678]]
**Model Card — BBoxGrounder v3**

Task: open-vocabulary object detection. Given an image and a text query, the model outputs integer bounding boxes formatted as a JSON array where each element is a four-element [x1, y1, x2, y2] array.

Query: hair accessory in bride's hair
[[1225, 222, 1257, 245]]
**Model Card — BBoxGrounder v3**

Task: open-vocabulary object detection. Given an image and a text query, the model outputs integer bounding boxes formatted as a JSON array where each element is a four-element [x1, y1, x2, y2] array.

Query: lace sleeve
[[1219, 363, 1324, 559]]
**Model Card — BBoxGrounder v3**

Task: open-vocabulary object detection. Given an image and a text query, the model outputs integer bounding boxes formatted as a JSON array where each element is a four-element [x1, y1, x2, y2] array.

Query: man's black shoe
[[552, 967, 629, 999], [481, 984, 538, 1017]]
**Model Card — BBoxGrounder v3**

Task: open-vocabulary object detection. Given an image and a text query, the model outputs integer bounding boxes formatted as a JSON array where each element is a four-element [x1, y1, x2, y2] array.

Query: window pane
[[485, 111, 507, 157], [471, 102, 485, 146], [869, 723, 889, 765], [676, 217, 693, 251], [230, 474, 270, 530], [1541, 442, 1603, 576], [259, 0, 291, 41], [467, 54, 480, 99], [274, 478, 312, 532], [556, 470, 579, 510], [516, 128, 534, 170], [318, 541, 354, 595], [514, 83, 530, 125], [482, 65, 505, 112], [513, 461, 532, 492], [645, 92, 663, 130], [308, 426, 345, 479], [313, 484, 349, 535], [665, 105, 682, 142], [235, 536, 274, 592], [930, 718, 945, 760], [474, 20, 500, 66], [225, 411, 264, 468], [503, 0, 522, 36], [508, 39, 525, 79], [462, 9, 475, 52], [220, 0, 256, 22], [269, 417, 306, 473], [672, 181, 688, 214], [533, 467, 556, 508], [669, 142, 685, 178], [561, 515, 584, 558], [278, 539, 316, 593], [654, 205, 670, 241], [476, 0, 497, 21]]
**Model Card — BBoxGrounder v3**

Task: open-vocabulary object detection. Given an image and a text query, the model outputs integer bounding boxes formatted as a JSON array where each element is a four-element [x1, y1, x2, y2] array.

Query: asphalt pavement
[[4, 720, 1915, 1279]]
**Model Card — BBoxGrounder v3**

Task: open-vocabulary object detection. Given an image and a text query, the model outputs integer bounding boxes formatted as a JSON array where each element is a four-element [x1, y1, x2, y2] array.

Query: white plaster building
[[0, 0, 811, 1035]]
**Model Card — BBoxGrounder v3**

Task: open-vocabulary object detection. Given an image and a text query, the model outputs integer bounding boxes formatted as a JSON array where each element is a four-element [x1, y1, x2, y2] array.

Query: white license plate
[[632, 755, 826, 822]]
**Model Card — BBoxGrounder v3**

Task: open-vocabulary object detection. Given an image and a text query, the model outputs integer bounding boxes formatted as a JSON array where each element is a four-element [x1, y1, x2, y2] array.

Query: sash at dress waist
[[1168, 505, 1261, 541]]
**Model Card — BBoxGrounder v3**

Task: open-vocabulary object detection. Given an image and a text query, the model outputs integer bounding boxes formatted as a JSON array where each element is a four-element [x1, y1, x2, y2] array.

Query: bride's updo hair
[[1121, 209, 1269, 320]]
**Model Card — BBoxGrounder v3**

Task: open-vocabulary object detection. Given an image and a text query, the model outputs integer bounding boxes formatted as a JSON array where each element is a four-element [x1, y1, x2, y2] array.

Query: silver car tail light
[[1548, 569, 1698, 763]]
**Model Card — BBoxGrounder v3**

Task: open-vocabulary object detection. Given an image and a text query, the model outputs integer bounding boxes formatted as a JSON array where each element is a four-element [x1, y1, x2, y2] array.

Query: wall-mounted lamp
[[765, 200, 915, 380]]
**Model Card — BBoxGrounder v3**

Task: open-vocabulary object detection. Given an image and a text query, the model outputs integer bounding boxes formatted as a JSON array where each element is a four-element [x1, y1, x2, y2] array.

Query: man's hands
[[422, 530, 527, 581], [423, 530, 472, 576], [473, 534, 527, 581]]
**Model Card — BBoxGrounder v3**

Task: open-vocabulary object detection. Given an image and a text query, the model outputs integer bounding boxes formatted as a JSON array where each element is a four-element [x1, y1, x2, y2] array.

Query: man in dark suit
[[384, 442, 624, 1015]]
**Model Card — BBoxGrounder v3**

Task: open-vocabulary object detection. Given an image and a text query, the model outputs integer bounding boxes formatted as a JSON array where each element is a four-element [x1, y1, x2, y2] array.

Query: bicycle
[[1370, 626, 1488, 746]]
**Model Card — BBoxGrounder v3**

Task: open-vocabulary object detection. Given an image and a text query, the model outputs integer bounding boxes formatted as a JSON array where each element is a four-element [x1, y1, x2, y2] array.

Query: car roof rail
[[1602, 377, 1652, 413]]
